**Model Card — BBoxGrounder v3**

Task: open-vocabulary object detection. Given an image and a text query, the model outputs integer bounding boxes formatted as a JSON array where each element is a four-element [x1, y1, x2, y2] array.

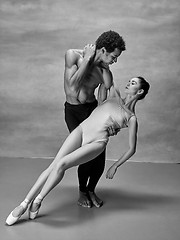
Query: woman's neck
[[123, 95, 138, 113]]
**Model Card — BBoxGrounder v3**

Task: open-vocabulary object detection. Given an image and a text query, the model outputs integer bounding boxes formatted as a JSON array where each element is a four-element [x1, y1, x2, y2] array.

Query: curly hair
[[95, 30, 126, 53]]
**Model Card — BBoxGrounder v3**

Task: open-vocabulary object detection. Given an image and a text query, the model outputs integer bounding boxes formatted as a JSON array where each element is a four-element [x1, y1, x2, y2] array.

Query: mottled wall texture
[[0, 0, 179, 162]]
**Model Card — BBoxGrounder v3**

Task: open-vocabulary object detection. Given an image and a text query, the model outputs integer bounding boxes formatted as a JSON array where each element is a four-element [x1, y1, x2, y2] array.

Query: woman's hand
[[106, 165, 117, 179]]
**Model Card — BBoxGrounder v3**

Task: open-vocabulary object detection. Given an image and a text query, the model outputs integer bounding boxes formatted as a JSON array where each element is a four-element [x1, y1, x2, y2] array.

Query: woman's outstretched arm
[[106, 116, 138, 179]]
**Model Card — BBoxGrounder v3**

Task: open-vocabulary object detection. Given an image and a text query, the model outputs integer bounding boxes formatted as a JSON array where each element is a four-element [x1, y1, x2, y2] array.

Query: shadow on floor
[[31, 185, 179, 228]]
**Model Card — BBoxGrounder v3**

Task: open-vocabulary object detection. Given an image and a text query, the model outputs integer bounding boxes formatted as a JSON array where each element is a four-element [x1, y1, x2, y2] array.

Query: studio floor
[[0, 157, 180, 240]]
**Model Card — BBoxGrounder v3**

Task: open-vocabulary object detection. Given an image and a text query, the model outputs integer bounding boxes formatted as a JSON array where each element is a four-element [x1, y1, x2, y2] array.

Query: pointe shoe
[[28, 201, 41, 220], [6, 204, 28, 226]]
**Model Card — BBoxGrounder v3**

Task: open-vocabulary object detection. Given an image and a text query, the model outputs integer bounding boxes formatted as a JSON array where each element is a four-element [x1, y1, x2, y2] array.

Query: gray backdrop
[[0, 0, 180, 162]]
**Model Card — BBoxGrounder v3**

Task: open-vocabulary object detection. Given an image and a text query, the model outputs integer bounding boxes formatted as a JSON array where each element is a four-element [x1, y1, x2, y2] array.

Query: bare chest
[[77, 58, 104, 88]]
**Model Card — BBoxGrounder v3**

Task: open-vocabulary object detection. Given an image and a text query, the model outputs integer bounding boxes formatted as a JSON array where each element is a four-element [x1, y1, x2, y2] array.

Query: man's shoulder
[[65, 48, 83, 57], [65, 49, 83, 65]]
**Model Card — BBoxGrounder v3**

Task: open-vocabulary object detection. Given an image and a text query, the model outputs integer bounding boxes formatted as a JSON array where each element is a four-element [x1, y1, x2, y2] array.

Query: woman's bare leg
[[6, 127, 83, 224], [26, 131, 82, 202], [25, 127, 83, 202], [38, 141, 106, 201]]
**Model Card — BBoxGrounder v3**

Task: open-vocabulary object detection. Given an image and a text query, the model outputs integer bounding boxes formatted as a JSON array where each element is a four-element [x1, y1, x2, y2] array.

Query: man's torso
[[64, 49, 104, 104]]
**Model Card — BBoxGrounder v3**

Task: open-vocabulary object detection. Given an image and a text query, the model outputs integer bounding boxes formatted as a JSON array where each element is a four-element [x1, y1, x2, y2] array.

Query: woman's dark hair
[[96, 30, 126, 53], [137, 76, 150, 100]]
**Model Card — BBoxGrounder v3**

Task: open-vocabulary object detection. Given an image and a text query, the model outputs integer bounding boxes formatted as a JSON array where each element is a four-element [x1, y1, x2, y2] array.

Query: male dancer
[[64, 30, 126, 207]]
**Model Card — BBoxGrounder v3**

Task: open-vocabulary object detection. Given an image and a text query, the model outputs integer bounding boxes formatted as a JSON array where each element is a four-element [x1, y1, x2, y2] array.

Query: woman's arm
[[106, 116, 138, 179]]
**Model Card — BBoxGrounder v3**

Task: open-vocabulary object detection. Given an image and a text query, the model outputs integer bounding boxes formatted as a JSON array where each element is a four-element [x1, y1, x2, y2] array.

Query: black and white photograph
[[0, 0, 180, 239]]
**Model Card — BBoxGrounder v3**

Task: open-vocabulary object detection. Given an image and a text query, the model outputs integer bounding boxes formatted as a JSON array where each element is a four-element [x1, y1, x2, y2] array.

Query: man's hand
[[107, 126, 120, 136], [83, 44, 96, 60]]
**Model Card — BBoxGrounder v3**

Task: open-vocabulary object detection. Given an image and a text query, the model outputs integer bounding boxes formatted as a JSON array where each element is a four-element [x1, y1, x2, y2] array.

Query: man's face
[[101, 48, 122, 65]]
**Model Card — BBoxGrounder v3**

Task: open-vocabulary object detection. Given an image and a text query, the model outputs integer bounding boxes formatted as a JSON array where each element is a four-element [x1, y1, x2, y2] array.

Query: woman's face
[[125, 77, 142, 96]]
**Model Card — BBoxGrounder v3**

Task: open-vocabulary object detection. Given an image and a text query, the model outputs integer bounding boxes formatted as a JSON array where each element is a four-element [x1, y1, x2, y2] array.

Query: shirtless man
[[64, 30, 126, 208]]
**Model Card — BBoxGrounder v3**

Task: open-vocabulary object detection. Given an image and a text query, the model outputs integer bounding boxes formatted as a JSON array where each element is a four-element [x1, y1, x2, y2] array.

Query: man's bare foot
[[88, 191, 103, 208], [77, 191, 92, 208]]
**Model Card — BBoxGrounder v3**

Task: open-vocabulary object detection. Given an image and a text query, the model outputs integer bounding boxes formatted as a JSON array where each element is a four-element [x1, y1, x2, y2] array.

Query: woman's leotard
[[80, 99, 135, 146]]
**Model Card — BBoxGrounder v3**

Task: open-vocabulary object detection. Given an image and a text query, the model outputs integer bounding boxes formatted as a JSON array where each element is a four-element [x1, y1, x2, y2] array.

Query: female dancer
[[6, 76, 150, 226]]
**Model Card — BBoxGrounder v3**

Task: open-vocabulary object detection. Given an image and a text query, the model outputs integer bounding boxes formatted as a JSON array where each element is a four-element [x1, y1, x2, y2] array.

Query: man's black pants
[[64, 101, 106, 192]]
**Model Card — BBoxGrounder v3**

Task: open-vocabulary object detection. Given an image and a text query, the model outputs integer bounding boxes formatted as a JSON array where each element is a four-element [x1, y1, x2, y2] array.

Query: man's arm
[[99, 65, 124, 105], [64, 45, 95, 92], [97, 83, 108, 105], [97, 67, 113, 104], [97, 67, 120, 136]]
